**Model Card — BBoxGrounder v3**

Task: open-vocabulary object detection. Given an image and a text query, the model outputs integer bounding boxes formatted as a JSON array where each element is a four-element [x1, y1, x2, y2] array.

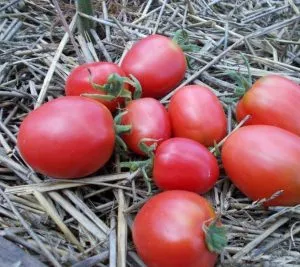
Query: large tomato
[[17, 96, 115, 179], [222, 125, 300, 206], [65, 62, 129, 112], [120, 98, 171, 155], [121, 34, 187, 98], [153, 138, 219, 193], [133, 191, 225, 267], [236, 75, 300, 136], [168, 85, 227, 147]]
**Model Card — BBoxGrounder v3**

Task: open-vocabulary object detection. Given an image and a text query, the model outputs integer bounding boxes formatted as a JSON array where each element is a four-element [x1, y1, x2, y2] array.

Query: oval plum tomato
[[153, 138, 219, 193], [120, 98, 171, 156], [121, 34, 187, 98], [17, 96, 115, 179], [133, 191, 226, 267], [222, 125, 300, 206], [65, 62, 129, 112], [168, 85, 227, 147], [236, 75, 300, 136]]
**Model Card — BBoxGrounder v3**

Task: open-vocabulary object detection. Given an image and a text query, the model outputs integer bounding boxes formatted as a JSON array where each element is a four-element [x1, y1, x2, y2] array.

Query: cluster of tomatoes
[[17, 34, 300, 267]]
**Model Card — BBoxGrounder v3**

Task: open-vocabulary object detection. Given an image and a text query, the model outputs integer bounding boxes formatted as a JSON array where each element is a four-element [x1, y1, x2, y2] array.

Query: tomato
[[121, 34, 187, 98], [236, 75, 300, 136], [222, 125, 300, 206], [168, 85, 227, 147], [153, 138, 219, 193], [120, 98, 171, 155], [65, 62, 129, 112], [133, 191, 224, 267], [17, 96, 115, 179]]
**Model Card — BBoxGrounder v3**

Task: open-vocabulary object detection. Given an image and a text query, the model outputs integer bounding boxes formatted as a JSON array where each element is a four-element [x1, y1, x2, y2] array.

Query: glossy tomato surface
[[168, 85, 227, 147], [237, 75, 300, 136], [121, 34, 186, 98], [153, 138, 219, 193], [133, 190, 217, 267], [121, 98, 171, 155], [18, 96, 115, 179], [222, 125, 300, 206], [65, 62, 128, 112]]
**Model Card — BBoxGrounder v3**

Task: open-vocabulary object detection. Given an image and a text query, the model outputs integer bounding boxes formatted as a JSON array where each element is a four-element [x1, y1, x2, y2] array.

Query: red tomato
[[17, 96, 115, 179], [168, 85, 227, 147], [65, 62, 129, 112], [236, 75, 300, 136], [153, 138, 219, 193], [133, 191, 220, 267], [222, 125, 300, 206], [121, 98, 171, 155], [121, 34, 187, 98]]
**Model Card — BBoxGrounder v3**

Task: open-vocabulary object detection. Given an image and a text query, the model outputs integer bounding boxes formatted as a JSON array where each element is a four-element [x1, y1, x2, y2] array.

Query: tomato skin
[[236, 75, 300, 136], [222, 125, 300, 206], [17, 96, 115, 179], [65, 62, 128, 112], [168, 85, 227, 147], [121, 34, 187, 98], [153, 138, 219, 193], [133, 190, 217, 267], [121, 98, 171, 155]]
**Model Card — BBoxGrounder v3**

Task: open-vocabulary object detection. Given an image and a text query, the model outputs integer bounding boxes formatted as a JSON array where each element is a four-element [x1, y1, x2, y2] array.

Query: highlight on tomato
[[236, 75, 300, 136], [153, 137, 219, 193], [65, 62, 141, 112], [222, 125, 300, 206], [168, 85, 227, 147], [121, 34, 187, 98], [17, 96, 115, 179], [119, 98, 171, 156], [132, 190, 227, 267]]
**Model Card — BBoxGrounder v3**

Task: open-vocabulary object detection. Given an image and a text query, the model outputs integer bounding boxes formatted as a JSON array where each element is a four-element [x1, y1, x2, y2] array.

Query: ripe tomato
[[153, 138, 219, 193], [222, 125, 300, 206], [120, 98, 171, 155], [168, 85, 227, 147], [17, 96, 115, 179], [121, 34, 187, 98], [133, 191, 224, 267], [65, 62, 129, 112], [236, 75, 300, 136]]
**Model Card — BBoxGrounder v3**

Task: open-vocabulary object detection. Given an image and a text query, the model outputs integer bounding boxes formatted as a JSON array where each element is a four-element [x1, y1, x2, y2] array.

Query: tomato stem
[[138, 138, 160, 158], [115, 125, 132, 134], [115, 135, 128, 151], [120, 158, 152, 171]]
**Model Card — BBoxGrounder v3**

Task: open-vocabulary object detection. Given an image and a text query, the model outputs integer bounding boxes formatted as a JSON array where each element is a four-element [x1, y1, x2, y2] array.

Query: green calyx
[[82, 69, 142, 102], [204, 219, 227, 254]]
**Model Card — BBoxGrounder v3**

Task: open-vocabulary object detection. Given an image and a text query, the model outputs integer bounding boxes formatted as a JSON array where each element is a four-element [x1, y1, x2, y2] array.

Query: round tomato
[[222, 125, 300, 206], [153, 138, 219, 193], [120, 98, 171, 155], [236, 75, 300, 136], [17, 96, 115, 179], [121, 34, 186, 98], [65, 62, 129, 112], [168, 85, 227, 147], [133, 191, 225, 267]]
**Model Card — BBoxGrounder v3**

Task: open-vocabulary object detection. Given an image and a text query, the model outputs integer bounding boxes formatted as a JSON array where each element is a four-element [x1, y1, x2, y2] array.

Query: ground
[[0, 0, 300, 266]]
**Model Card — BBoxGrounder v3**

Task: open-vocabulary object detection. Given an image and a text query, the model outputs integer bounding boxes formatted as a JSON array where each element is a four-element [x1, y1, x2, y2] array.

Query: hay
[[0, 0, 299, 266]]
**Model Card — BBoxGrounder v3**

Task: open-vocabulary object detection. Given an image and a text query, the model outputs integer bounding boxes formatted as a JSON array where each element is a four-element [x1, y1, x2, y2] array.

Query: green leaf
[[173, 29, 201, 53], [205, 221, 227, 254], [173, 29, 189, 47]]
